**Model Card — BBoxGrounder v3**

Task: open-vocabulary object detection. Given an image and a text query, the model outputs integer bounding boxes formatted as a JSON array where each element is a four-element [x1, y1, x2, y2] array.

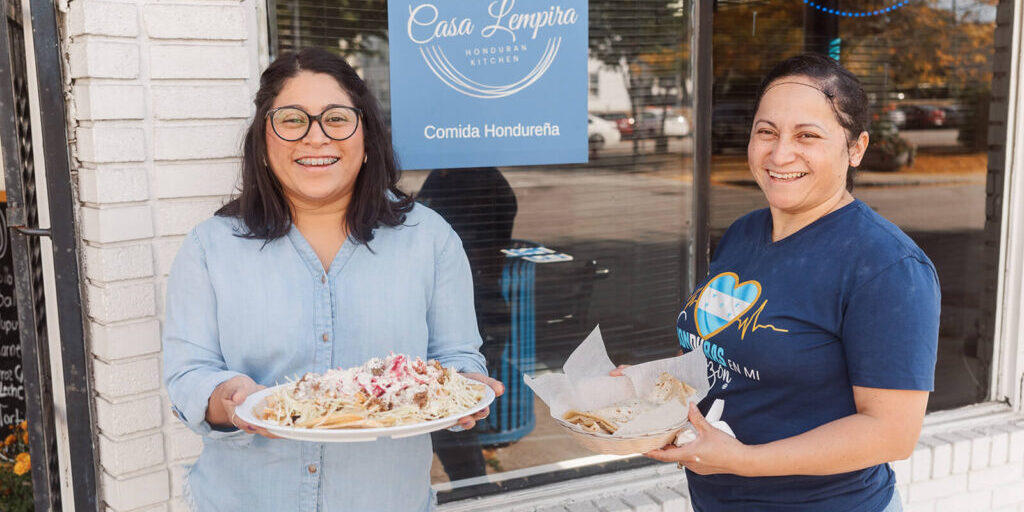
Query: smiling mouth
[[295, 157, 340, 167], [766, 169, 808, 181]]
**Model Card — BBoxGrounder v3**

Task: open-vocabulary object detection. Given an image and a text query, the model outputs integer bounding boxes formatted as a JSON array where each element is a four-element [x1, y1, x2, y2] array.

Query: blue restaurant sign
[[387, 0, 588, 169]]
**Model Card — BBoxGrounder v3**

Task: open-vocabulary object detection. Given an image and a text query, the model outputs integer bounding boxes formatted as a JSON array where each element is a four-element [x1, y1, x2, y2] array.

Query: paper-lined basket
[[524, 326, 710, 455]]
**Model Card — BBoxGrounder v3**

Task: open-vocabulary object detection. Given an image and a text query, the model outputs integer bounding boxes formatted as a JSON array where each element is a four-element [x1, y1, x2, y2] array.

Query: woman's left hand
[[455, 373, 505, 430], [644, 402, 750, 476]]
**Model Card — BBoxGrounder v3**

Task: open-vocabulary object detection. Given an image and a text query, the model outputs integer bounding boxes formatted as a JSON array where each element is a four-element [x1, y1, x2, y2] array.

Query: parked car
[[594, 111, 635, 138], [636, 109, 691, 138], [588, 114, 622, 151], [884, 104, 906, 128], [634, 111, 660, 138], [711, 101, 754, 153], [662, 110, 691, 137], [899, 105, 946, 129], [942, 104, 969, 128]]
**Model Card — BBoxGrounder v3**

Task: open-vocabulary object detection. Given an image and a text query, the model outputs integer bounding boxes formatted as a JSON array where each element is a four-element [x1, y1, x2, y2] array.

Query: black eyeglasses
[[266, 105, 363, 141]]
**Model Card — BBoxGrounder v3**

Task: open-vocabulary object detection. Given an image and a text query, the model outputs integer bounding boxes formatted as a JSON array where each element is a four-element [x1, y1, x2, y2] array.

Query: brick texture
[[66, 2, 258, 508]]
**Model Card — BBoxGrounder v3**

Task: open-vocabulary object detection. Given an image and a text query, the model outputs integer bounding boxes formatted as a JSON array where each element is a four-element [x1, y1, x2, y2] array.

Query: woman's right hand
[[609, 364, 631, 377], [206, 375, 281, 438]]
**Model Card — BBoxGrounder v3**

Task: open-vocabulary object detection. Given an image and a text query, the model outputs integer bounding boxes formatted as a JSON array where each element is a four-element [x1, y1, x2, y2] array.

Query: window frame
[[255, 0, 1024, 503]]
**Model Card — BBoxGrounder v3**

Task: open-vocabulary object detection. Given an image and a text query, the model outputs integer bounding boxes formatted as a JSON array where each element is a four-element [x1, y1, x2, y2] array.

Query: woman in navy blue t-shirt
[[643, 54, 940, 511]]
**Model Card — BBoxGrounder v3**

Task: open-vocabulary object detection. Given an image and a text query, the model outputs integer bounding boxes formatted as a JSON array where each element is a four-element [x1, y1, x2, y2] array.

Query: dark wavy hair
[[753, 53, 870, 192], [217, 47, 413, 244]]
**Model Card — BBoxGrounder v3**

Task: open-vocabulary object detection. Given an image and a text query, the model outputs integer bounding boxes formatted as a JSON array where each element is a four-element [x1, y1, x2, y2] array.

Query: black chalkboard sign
[[0, 200, 23, 429]]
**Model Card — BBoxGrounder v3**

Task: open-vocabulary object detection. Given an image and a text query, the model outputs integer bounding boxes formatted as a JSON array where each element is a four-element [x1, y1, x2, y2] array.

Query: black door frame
[[0, 0, 98, 509]]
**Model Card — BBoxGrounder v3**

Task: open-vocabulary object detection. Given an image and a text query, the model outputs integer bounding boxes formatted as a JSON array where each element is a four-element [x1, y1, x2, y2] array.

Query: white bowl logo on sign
[[405, 0, 579, 99]]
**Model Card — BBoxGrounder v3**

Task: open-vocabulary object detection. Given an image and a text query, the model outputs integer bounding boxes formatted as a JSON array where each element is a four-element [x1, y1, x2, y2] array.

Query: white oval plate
[[235, 383, 496, 443]]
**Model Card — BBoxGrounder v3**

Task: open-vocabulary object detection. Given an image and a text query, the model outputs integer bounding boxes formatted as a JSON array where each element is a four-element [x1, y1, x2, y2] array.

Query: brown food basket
[[557, 420, 689, 455]]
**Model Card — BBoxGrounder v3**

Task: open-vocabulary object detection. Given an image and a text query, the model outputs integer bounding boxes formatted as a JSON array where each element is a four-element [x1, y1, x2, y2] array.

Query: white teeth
[[767, 170, 807, 180], [296, 157, 339, 166]]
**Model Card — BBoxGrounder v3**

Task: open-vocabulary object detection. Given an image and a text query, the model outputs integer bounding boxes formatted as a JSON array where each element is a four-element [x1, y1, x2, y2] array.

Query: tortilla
[[562, 373, 696, 435], [562, 410, 619, 434]]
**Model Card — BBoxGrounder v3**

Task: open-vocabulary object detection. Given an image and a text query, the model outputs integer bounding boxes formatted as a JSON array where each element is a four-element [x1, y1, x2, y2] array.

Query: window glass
[[273, 0, 696, 498], [711, 0, 1001, 411]]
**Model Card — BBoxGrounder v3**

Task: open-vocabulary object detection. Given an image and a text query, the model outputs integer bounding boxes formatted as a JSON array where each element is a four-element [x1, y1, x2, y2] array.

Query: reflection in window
[[272, 0, 696, 500], [711, 0, 1001, 411]]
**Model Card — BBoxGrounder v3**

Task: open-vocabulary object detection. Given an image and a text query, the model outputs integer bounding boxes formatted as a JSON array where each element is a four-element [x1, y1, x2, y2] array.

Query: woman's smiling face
[[747, 75, 865, 217], [265, 71, 365, 213]]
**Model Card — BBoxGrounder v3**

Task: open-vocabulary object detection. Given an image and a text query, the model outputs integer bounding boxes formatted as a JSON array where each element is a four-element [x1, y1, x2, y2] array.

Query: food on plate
[[562, 372, 696, 434], [256, 354, 485, 429]]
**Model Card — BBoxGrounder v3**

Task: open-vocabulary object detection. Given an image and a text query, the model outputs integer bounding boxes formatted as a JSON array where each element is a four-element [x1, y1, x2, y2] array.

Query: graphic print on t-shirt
[[694, 272, 761, 339], [678, 271, 790, 389]]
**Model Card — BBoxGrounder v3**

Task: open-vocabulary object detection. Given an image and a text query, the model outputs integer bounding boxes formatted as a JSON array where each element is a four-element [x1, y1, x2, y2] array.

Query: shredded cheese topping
[[257, 354, 486, 429]]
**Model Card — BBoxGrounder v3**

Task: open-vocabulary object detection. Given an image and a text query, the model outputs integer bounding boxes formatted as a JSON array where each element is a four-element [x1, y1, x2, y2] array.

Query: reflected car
[[899, 105, 946, 129], [634, 111, 660, 138], [662, 111, 691, 137], [588, 114, 622, 151], [885, 105, 906, 128], [711, 101, 754, 153], [636, 109, 691, 138], [594, 111, 635, 138], [942, 104, 968, 128]]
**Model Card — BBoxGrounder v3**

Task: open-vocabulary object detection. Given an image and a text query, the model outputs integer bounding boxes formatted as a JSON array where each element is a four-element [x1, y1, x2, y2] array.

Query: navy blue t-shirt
[[679, 200, 940, 512]]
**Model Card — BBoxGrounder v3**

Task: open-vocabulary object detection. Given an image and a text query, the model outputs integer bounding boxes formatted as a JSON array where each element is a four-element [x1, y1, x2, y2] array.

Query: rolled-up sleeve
[[426, 228, 488, 375], [162, 229, 245, 437]]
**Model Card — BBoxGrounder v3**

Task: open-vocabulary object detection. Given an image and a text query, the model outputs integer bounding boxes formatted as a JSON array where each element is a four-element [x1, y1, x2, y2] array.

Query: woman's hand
[[206, 375, 281, 439], [609, 364, 631, 376], [644, 402, 750, 476], [455, 373, 505, 430]]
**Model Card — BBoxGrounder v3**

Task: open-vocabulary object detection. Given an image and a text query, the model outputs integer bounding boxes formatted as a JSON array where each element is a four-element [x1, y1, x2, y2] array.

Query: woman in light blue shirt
[[162, 47, 503, 511]]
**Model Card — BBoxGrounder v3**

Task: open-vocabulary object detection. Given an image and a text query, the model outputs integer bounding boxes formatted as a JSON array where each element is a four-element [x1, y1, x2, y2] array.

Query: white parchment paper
[[524, 325, 709, 437]]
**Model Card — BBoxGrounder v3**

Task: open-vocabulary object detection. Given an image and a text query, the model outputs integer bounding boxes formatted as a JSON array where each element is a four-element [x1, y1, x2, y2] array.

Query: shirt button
[[322, 333, 329, 343], [321, 275, 327, 284], [308, 464, 317, 474]]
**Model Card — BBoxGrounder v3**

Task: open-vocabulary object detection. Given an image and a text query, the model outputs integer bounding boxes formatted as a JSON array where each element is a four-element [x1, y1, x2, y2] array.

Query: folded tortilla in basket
[[562, 372, 696, 435]]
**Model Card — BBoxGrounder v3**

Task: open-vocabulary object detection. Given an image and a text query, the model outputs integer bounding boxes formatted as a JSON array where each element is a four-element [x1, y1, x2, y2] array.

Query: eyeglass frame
[[265, 104, 364, 142]]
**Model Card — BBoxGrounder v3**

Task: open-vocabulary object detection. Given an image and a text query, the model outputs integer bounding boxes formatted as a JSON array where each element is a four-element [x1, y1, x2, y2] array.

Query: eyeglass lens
[[271, 107, 359, 141]]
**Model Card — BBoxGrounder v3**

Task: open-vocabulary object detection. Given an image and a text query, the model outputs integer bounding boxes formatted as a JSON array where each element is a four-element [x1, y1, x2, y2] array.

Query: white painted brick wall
[[152, 84, 250, 120], [76, 125, 147, 163], [93, 357, 162, 398], [165, 426, 202, 461], [99, 432, 165, 474], [143, 5, 248, 41], [86, 282, 156, 323], [90, 319, 162, 361], [74, 83, 146, 120], [153, 122, 247, 161], [102, 469, 170, 510], [95, 395, 163, 437], [80, 205, 154, 243], [69, 39, 140, 79], [69, 1, 139, 37], [84, 243, 155, 283], [149, 45, 250, 79], [79, 167, 150, 204], [67, 1, 259, 509], [154, 199, 224, 237], [154, 161, 239, 199], [153, 238, 184, 277]]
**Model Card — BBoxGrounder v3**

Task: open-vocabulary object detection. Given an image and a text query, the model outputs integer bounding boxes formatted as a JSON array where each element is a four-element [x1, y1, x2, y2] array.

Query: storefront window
[[710, 0, 1001, 411], [272, 0, 697, 499]]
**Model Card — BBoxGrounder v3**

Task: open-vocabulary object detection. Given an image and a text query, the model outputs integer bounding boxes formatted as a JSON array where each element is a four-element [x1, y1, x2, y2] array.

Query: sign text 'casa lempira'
[[388, 0, 588, 169]]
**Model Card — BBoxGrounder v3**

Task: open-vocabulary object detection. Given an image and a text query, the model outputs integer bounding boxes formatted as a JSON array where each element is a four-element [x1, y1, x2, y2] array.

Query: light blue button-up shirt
[[163, 204, 487, 512]]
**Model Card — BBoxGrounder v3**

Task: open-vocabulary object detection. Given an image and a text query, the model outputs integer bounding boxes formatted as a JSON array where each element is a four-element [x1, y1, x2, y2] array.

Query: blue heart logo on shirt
[[695, 272, 762, 339]]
